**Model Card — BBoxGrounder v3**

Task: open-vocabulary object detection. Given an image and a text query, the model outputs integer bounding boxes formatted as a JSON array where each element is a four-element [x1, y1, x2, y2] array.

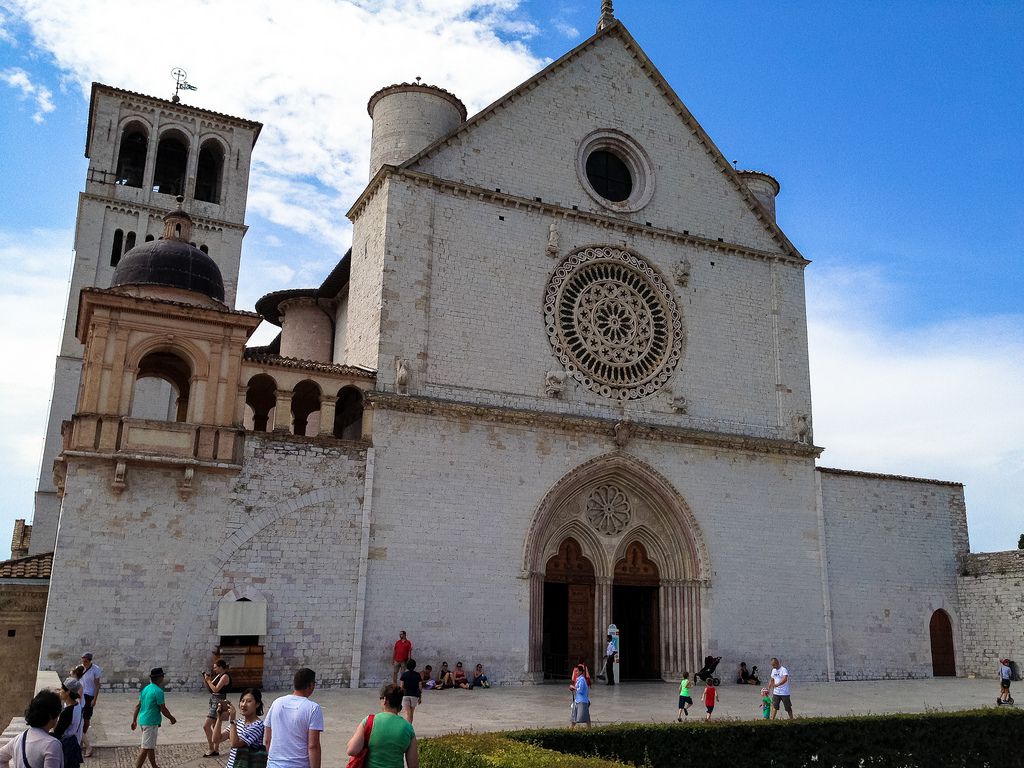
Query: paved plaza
[[7, 677, 1005, 768]]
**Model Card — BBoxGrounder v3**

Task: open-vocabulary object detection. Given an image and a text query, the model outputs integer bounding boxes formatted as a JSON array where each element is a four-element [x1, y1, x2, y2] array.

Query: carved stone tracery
[[545, 246, 683, 400], [586, 483, 632, 535]]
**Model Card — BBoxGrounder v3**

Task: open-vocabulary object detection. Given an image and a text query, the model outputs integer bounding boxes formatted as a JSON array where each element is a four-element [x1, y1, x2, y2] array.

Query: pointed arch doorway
[[542, 538, 595, 679], [524, 454, 709, 682]]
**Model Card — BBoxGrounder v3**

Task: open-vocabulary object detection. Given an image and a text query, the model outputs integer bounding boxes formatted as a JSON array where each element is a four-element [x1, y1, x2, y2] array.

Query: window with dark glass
[[586, 150, 632, 202]]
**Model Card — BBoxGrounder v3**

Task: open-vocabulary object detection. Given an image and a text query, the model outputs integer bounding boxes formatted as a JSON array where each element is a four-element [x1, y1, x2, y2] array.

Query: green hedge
[[420, 732, 627, 767], [503, 708, 1024, 768]]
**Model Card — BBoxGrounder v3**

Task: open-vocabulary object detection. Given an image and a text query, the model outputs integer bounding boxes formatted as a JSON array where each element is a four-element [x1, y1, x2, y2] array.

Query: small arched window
[[153, 131, 189, 196], [291, 380, 321, 436], [333, 386, 364, 439], [145, 234, 155, 242], [125, 231, 136, 252], [115, 125, 148, 187], [200, 244, 209, 254], [245, 374, 277, 432], [110, 229, 124, 267], [131, 350, 192, 422], [195, 140, 224, 204]]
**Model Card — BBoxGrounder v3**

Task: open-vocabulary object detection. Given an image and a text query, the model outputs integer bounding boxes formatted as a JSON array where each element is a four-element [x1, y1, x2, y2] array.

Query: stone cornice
[[816, 466, 963, 488], [81, 192, 248, 234], [368, 392, 822, 458], [348, 168, 808, 267]]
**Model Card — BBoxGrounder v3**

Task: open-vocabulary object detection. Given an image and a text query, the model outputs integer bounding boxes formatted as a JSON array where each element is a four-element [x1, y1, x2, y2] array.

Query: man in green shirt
[[131, 667, 177, 768]]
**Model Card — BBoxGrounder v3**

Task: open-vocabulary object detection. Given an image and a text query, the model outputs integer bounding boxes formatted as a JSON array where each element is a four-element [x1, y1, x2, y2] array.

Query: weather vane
[[171, 67, 198, 103]]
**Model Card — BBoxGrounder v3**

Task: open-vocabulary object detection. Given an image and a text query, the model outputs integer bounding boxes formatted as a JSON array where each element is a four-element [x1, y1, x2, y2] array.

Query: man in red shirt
[[391, 630, 413, 684]]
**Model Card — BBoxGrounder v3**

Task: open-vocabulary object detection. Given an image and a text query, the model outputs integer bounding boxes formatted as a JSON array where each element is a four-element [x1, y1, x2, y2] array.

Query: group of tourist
[[389, 631, 491, 693], [675, 657, 792, 724]]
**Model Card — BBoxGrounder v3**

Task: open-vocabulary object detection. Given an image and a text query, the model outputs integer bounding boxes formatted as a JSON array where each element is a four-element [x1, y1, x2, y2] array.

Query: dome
[[111, 239, 225, 303]]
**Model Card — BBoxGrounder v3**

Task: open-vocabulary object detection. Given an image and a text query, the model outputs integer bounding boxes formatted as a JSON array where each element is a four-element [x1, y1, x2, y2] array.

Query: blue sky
[[1, 0, 1021, 554]]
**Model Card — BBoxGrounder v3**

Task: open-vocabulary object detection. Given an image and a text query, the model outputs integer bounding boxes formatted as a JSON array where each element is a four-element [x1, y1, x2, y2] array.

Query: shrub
[[419, 732, 627, 767]]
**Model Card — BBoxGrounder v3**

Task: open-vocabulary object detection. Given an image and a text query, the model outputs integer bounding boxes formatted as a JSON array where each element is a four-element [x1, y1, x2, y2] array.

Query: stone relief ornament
[[544, 370, 566, 397], [586, 483, 632, 536], [544, 246, 684, 401], [546, 221, 560, 258], [793, 413, 811, 444], [670, 393, 688, 414], [674, 257, 691, 287], [395, 358, 410, 395], [613, 419, 633, 448]]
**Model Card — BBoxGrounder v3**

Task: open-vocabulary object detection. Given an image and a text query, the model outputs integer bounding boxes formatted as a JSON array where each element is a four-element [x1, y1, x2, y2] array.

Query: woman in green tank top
[[345, 684, 419, 768]]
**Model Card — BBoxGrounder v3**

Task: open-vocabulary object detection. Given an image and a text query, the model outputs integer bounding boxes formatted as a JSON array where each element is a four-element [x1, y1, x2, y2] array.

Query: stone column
[[318, 395, 338, 437], [595, 576, 613, 670], [272, 390, 293, 433], [527, 571, 544, 677]]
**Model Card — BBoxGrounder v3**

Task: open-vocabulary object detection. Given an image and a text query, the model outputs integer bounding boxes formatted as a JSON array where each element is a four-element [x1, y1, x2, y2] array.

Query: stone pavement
[[11, 678, 1007, 768]]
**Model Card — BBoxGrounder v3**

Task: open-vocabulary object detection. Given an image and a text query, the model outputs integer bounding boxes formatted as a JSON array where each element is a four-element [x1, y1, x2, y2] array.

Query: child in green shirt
[[760, 687, 771, 719], [676, 672, 692, 721]]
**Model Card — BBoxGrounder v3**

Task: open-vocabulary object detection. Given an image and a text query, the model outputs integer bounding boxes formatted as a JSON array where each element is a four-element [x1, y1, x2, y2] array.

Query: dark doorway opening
[[612, 584, 661, 679], [542, 537, 595, 680], [929, 609, 956, 676]]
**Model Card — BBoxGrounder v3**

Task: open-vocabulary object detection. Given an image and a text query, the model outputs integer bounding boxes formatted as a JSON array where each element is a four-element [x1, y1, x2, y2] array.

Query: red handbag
[[345, 714, 375, 768]]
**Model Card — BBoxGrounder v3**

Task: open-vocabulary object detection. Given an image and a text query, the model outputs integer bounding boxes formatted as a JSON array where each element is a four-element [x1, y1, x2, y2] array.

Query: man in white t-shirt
[[79, 651, 103, 756], [767, 657, 794, 719], [265, 668, 324, 768]]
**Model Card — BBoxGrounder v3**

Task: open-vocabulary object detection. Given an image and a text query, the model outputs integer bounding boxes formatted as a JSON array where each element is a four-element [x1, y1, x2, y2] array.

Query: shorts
[[678, 696, 692, 708], [83, 694, 95, 721], [140, 726, 159, 749], [1000, 678, 1011, 690], [401, 696, 419, 710], [705, 705, 715, 714], [570, 702, 590, 724], [207, 694, 227, 719], [772, 694, 793, 712]]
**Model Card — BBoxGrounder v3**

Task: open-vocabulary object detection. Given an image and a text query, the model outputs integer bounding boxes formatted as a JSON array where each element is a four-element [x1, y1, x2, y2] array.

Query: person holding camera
[[202, 659, 232, 757]]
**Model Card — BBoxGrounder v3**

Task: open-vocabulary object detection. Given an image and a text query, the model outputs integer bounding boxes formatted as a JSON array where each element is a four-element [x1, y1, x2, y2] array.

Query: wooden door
[[929, 610, 956, 676], [544, 538, 596, 678]]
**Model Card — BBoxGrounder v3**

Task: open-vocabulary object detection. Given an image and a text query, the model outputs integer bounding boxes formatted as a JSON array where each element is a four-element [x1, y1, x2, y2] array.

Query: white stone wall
[[360, 177, 812, 440], [358, 407, 831, 686], [411, 34, 781, 255], [818, 468, 967, 679], [39, 435, 366, 690], [957, 550, 1024, 677], [344, 180, 390, 370]]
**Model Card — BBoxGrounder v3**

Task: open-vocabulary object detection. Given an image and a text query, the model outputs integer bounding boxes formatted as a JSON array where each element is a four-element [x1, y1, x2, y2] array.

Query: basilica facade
[[35, 12, 970, 689]]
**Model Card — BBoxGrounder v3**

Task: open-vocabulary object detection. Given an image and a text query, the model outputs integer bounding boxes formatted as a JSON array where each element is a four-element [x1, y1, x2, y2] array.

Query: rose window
[[545, 246, 683, 400], [586, 484, 632, 535]]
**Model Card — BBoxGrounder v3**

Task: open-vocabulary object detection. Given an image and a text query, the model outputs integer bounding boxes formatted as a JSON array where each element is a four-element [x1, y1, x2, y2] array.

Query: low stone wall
[[0, 582, 48, 730], [957, 549, 1024, 677]]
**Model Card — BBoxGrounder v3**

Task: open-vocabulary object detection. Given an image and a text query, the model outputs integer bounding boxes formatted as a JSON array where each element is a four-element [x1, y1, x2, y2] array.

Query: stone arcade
[[31, 8, 977, 689]]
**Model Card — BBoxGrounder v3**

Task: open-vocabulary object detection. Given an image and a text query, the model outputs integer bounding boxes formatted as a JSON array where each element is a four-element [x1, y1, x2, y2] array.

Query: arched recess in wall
[[153, 129, 190, 196], [291, 380, 321, 436], [195, 138, 225, 204], [216, 589, 268, 689], [523, 453, 708, 681], [333, 386, 364, 439], [245, 374, 277, 432], [130, 350, 192, 422], [115, 122, 149, 187], [929, 609, 956, 677]]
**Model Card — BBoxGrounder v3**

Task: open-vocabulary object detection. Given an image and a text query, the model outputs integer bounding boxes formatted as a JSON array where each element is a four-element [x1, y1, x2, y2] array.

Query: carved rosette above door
[[545, 246, 683, 400]]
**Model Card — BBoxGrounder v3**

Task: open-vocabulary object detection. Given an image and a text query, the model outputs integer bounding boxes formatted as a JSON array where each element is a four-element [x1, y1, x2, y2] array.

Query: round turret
[[111, 199, 225, 304], [367, 82, 467, 179], [737, 170, 780, 222]]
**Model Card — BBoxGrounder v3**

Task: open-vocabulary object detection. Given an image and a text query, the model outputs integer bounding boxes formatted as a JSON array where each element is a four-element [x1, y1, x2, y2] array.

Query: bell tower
[[30, 82, 262, 554]]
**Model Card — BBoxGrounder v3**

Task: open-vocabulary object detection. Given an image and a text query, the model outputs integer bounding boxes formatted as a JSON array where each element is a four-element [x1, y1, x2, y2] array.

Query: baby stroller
[[695, 655, 722, 686]]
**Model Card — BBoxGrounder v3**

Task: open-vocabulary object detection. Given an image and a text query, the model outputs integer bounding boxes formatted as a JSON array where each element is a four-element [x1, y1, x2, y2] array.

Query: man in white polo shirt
[[264, 668, 324, 768], [79, 651, 103, 756], [768, 656, 794, 719]]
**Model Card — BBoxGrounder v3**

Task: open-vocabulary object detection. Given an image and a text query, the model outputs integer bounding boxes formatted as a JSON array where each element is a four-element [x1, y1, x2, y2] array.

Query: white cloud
[[3, 0, 545, 250], [807, 264, 1024, 553], [0, 66, 55, 121], [554, 20, 579, 39]]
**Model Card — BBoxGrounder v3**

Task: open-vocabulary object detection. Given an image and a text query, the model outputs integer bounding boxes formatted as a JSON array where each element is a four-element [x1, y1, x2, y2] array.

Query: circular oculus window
[[545, 246, 684, 401], [577, 130, 654, 212]]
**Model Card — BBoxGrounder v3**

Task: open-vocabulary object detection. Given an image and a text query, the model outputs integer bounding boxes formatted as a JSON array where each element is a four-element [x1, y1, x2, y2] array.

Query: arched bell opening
[[115, 123, 148, 187], [130, 350, 192, 422], [542, 537, 595, 680], [195, 139, 225, 204], [291, 379, 321, 436], [153, 130, 190, 197], [245, 374, 277, 432]]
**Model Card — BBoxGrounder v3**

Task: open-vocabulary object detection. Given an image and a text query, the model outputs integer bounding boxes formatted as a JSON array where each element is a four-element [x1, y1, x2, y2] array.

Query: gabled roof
[[402, 20, 802, 260], [0, 552, 53, 579]]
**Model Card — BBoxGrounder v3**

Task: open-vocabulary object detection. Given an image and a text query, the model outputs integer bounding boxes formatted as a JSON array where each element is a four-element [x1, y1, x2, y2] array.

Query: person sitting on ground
[[737, 661, 750, 684], [436, 662, 454, 690], [471, 664, 490, 688], [452, 662, 471, 690], [345, 684, 419, 768], [748, 665, 761, 685], [420, 665, 435, 690]]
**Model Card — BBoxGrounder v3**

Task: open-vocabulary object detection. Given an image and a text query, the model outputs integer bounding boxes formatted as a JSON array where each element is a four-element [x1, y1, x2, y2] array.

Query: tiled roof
[[243, 351, 376, 378], [0, 552, 53, 579]]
